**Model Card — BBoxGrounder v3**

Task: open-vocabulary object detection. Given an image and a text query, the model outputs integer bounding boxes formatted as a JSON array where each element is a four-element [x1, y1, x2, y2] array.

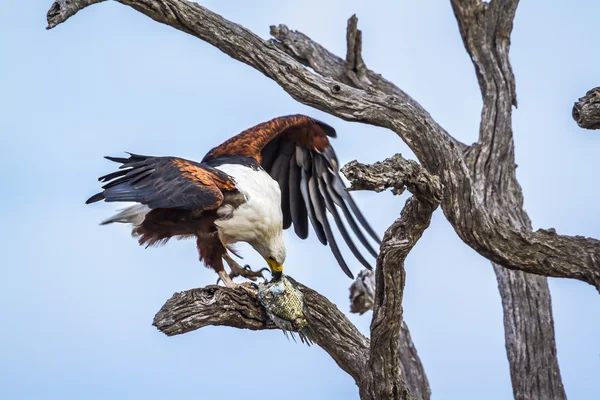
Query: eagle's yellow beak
[[267, 257, 283, 281]]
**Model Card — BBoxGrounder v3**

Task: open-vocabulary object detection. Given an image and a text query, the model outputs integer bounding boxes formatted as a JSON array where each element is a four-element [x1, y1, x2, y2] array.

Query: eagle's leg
[[223, 252, 268, 282], [197, 235, 257, 295]]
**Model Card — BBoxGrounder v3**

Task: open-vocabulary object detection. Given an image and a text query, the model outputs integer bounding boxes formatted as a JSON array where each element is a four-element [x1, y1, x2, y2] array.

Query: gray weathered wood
[[573, 87, 600, 130], [153, 283, 371, 384], [343, 154, 439, 400]]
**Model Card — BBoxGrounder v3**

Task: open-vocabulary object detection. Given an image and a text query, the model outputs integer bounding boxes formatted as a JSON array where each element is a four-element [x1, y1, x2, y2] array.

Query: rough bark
[[573, 87, 600, 130], [350, 269, 431, 400], [344, 155, 439, 400], [153, 283, 371, 383]]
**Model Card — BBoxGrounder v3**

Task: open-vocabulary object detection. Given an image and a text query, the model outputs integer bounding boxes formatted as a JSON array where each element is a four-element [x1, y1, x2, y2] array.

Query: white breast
[[213, 163, 283, 246]]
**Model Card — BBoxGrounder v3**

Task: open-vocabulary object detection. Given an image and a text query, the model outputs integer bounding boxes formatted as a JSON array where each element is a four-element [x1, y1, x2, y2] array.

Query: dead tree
[[46, 1, 600, 399]]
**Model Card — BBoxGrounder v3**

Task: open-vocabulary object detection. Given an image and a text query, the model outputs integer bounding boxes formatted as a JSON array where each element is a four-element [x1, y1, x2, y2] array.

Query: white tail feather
[[101, 204, 150, 226]]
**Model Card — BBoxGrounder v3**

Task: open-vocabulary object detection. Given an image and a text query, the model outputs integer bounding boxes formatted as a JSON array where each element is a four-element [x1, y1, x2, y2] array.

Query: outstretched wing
[[203, 115, 380, 278], [86, 153, 236, 211]]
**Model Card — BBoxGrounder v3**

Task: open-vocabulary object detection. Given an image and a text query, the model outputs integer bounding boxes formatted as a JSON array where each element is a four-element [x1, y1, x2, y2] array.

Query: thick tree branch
[[342, 154, 442, 205], [367, 196, 434, 400], [153, 283, 371, 385], [451, 1, 566, 398], [343, 154, 441, 400], [45, 0, 600, 289], [350, 270, 431, 400], [573, 87, 600, 130], [343, 155, 440, 400]]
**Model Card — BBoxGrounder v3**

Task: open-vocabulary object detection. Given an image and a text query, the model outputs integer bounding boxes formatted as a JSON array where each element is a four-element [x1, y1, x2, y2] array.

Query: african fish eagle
[[86, 115, 379, 288]]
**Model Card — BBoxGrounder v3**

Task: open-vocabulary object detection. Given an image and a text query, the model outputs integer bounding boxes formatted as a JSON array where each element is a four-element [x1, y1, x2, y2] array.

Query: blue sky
[[1, 1, 599, 399]]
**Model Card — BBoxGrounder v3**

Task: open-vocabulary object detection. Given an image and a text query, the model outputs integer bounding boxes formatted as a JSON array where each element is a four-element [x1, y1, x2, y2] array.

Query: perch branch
[[573, 87, 600, 130], [153, 283, 371, 385]]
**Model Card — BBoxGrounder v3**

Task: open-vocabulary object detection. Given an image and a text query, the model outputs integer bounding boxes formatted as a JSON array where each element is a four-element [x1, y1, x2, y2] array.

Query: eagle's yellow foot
[[223, 254, 268, 282], [217, 270, 259, 297]]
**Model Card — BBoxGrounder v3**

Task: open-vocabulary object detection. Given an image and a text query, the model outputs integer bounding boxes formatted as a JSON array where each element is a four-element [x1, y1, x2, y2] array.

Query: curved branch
[[368, 196, 438, 400], [573, 87, 600, 130], [153, 283, 371, 384], [342, 154, 442, 205], [343, 154, 441, 399]]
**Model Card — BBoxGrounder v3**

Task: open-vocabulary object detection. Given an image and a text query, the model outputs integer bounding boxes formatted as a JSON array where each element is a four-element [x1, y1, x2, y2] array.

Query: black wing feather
[[318, 175, 371, 270], [300, 166, 327, 245], [255, 115, 380, 278], [309, 164, 353, 279], [333, 180, 380, 243], [87, 154, 230, 212], [323, 172, 378, 258], [289, 155, 309, 239]]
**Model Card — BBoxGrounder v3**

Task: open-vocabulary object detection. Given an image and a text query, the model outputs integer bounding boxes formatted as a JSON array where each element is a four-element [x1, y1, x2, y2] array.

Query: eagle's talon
[[227, 262, 266, 281]]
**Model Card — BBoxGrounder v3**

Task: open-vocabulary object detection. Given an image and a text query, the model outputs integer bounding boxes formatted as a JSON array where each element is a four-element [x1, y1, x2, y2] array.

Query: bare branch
[[367, 192, 439, 400], [342, 154, 443, 205], [46, 0, 106, 29], [349, 269, 376, 315], [345, 15, 371, 89], [341, 156, 441, 399], [153, 282, 371, 385], [343, 154, 439, 399], [573, 87, 600, 129], [349, 269, 432, 400]]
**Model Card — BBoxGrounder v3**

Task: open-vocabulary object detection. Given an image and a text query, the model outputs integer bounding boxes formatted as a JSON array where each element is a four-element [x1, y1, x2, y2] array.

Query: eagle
[[86, 115, 379, 289]]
